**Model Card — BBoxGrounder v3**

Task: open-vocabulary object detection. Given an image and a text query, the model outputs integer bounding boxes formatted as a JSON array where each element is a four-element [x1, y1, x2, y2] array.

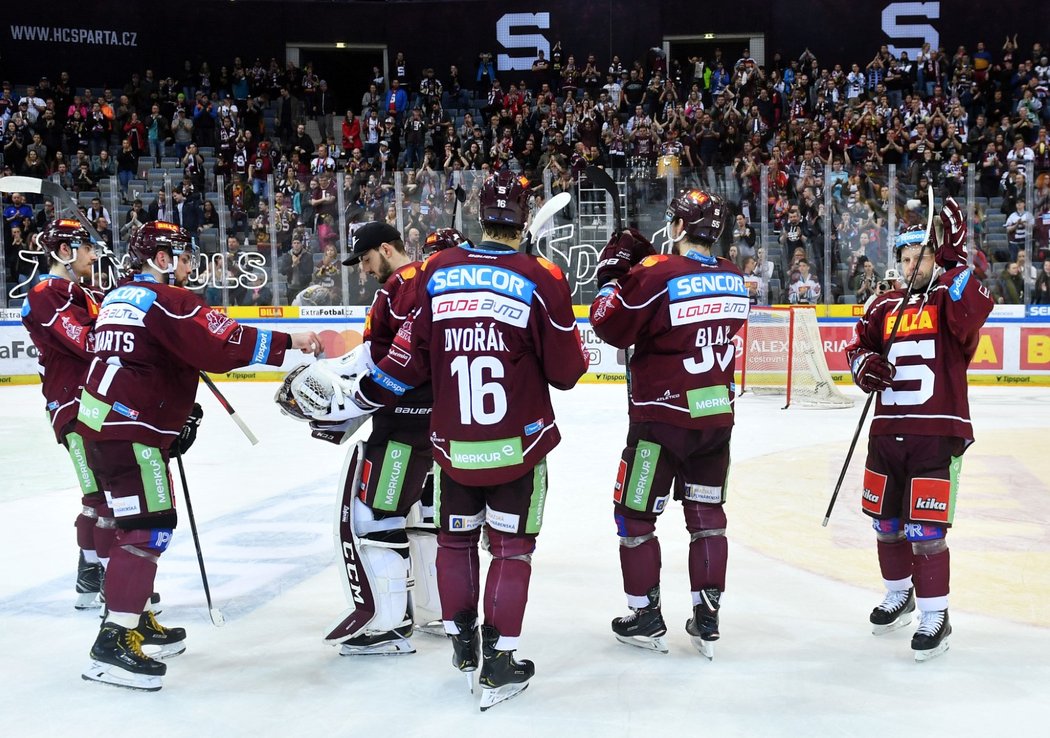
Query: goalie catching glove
[[596, 228, 656, 286], [851, 351, 896, 393]]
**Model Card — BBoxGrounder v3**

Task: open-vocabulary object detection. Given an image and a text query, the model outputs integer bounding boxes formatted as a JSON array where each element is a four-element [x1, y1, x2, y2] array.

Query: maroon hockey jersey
[[21, 275, 102, 441], [359, 242, 589, 485], [845, 265, 993, 440], [590, 251, 749, 428], [364, 261, 432, 427], [76, 274, 291, 448]]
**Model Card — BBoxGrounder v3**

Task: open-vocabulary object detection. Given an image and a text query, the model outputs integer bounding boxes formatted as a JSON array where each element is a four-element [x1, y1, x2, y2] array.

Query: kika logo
[[884, 307, 938, 338], [862, 488, 880, 504], [914, 497, 947, 511]]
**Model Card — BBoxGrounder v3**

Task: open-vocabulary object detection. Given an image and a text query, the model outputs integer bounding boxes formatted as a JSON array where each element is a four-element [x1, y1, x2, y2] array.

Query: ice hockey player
[[845, 198, 993, 662], [20, 219, 112, 609], [589, 189, 747, 660], [315, 223, 470, 656], [291, 171, 588, 710], [76, 221, 320, 691]]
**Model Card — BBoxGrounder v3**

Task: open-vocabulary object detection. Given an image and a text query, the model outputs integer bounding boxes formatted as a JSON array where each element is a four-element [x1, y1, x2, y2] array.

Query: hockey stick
[[822, 185, 935, 527], [584, 165, 624, 233], [520, 190, 572, 254], [199, 372, 260, 445], [449, 185, 466, 227], [0, 175, 107, 244], [173, 449, 227, 626], [585, 166, 640, 396]]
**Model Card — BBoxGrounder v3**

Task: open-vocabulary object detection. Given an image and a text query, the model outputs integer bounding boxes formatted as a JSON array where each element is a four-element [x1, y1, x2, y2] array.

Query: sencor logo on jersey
[[101, 285, 158, 312], [432, 291, 530, 327], [884, 306, 939, 338], [428, 265, 536, 303], [668, 272, 747, 300]]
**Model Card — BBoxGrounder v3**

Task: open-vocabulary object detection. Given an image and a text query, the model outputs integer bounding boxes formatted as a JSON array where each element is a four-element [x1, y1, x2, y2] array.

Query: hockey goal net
[[739, 307, 854, 408]]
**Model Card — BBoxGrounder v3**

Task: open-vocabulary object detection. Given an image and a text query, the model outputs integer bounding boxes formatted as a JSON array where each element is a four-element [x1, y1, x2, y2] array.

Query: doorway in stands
[[664, 33, 766, 99], [286, 43, 387, 144]]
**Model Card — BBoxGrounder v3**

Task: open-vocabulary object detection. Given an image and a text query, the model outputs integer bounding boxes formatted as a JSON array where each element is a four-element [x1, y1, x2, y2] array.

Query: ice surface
[[1, 383, 1048, 736]]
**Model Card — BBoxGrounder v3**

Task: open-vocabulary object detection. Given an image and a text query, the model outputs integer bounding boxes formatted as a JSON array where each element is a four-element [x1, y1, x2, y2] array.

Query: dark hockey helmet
[[478, 170, 530, 229], [128, 221, 198, 271], [894, 224, 928, 259], [423, 228, 470, 255], [665, 189, 726, 244], [39, 219, 91, 257]]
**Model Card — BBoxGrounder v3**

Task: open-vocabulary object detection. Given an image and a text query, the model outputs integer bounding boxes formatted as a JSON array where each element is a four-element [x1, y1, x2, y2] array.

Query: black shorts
[[84, 440, 178, 530], [435, 460, 548, 536], [862, 434, 967, 527]]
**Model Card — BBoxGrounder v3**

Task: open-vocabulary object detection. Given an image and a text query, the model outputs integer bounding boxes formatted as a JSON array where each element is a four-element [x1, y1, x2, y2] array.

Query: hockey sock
[[687, 534, 727, 592], [76, 511, 97, 551], [876, 538, 913, 583], [104, 529, 162, 615], [617, 515, 661, 599], [94, 520, 117, 561], [684, 503, 727, 591], [913, 547, 950, 601], [437, 529, 481, 622], [483, 529, 535, 639], [83, 549, 100, 564]]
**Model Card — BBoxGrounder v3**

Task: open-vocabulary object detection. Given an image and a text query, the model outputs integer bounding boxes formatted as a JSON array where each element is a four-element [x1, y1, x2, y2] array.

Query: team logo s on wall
[[496, 12, 551, 71], [882, 2, 940, 60]]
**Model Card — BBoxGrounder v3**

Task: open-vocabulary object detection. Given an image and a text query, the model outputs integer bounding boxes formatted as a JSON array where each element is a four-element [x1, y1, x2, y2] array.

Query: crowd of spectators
[[3, 33, 1050, 306]]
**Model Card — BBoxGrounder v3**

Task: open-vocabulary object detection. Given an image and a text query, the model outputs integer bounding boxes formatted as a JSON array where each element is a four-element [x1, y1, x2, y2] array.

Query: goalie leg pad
[[408, 527, 442, 630], [359, 534, 411, 633]]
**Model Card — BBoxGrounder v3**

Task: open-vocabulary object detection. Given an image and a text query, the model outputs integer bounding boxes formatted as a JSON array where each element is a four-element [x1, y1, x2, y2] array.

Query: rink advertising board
[[3, 305, 1050, 386]]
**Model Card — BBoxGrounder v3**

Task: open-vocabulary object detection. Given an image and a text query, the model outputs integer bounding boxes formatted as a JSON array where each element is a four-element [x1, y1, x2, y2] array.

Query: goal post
[[739, 307, 854, 408]]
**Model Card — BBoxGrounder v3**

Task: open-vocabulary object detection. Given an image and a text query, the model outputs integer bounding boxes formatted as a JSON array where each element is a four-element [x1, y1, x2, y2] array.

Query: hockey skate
[[74, 551, 104, 610], [449, 610, 481, 694], [82, 623, 166, 692], [870, 587, 915, 635], [685, 588, 721, 660], [138, 611, 187, 660], [339, 622, 415, 656], [611, 586, 668, 653], [478, 625, 534, 712], [912, 610, 951, 662]]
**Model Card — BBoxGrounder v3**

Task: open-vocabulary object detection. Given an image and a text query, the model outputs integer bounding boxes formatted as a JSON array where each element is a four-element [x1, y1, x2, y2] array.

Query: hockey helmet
[[129, 221, 199, 272], [478, 171, 530, 229], [665, 189, 726, 244], [39, 219, 91, 260], [423, 228, 470, 255], [894, 224, 928, 259]]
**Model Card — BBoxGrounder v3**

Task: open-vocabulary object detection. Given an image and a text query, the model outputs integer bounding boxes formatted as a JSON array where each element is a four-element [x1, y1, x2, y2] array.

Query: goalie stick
[[822, 185, 935, 526]]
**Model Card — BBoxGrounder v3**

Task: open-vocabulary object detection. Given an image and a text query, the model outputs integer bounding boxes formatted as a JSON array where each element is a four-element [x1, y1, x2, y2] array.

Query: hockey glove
[[595, 228, 656, 286], [935, 197, 968, 269], [171, 403, 204, 456], [852, 352, 896, 394], [289, 362, 377, 422]]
